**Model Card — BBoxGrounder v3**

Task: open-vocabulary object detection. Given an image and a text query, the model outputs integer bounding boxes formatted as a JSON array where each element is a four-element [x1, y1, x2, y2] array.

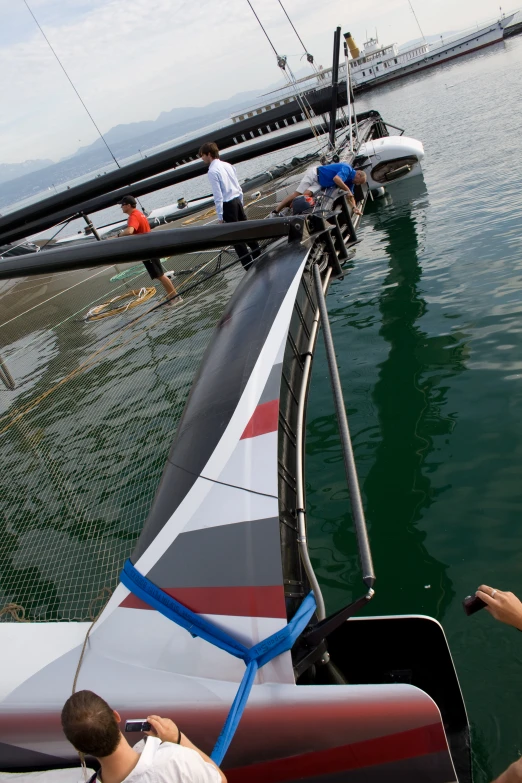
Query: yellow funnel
[[344, 31, 360, 59]]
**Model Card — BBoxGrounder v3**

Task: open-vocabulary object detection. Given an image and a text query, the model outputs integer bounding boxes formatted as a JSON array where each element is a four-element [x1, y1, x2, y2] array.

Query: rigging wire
[[39, 218, 76, 250], [245, 0, 324, 146], [22, 0, 121, 170], [276, 0, 315, 66], [245, 0, 281, 62], [407, 0, 428, 44]]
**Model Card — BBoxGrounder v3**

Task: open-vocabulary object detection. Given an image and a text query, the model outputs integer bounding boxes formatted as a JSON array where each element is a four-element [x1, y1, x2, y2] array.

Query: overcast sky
[[0, 0, 516, 164]]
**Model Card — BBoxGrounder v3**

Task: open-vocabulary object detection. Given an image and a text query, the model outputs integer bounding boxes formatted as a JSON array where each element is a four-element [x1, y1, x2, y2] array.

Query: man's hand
[[145, 715, 179, 744], [476, 585, 522, 631], [492, 756, 522, 782]]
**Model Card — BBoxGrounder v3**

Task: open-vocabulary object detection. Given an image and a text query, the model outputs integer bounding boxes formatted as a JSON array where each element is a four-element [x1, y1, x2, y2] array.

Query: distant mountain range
[[0, 82, 287, 211], [0, 159, 54, 185]]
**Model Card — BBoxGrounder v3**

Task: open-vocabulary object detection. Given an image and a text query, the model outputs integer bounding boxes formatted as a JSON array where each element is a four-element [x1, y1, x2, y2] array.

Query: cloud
[[0, 0, 514, 163]]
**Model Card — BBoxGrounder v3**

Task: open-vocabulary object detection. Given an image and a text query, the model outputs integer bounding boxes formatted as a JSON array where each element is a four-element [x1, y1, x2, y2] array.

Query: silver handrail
[[294, 266, 332, 621]]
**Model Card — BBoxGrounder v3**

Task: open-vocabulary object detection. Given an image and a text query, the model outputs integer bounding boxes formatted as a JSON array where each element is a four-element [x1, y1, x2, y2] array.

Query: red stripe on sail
[[241, 399, 279, 439], [120, 584, 286, 618], [224, 723, 448, 781]]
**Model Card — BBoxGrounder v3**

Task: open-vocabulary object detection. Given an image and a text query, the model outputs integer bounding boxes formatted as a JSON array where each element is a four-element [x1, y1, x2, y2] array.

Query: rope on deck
[[85, 287, 156, 321]]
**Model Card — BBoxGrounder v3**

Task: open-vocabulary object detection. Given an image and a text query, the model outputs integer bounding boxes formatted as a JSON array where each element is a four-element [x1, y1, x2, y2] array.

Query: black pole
[[81, 213, 101, 241], [0, 218, 303, 280], [312, 262, 375, 588], [329, 27, 342, 148]]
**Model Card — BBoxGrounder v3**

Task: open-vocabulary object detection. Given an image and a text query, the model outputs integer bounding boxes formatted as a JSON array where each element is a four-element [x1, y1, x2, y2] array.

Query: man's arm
[[146, 715, 227, 783], [332, 175, 362, 215], [208, 169, 224, 222], [107, 226, 134, 239]]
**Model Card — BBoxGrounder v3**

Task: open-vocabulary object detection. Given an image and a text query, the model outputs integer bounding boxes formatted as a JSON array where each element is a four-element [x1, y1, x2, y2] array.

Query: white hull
[[351, 19, 510, 91], [356, 136, 425, 189]]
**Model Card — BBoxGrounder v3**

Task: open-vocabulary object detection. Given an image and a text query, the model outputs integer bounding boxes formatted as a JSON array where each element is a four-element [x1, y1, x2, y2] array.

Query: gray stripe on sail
[[258, 362, 283, 406], [148, 517, 283, 589]]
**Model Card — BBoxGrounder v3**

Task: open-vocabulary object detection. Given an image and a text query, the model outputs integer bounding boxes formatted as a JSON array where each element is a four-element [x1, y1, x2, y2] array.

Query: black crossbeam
[[0, 219, 305, 279]]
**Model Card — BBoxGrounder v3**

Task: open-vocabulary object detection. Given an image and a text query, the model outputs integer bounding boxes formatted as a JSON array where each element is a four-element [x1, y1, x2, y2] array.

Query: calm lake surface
[[306, 34, 522, 782]]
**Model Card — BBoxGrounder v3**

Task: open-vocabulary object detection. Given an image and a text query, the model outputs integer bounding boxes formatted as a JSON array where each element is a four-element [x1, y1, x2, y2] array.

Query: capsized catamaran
[[0, 26, 470, 783]]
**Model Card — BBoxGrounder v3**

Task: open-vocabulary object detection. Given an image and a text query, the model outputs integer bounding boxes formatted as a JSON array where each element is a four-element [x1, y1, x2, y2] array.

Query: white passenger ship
[[231, 14, 514, 123]]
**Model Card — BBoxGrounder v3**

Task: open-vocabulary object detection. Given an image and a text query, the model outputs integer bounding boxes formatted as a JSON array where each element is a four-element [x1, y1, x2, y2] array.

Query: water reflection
[[364, 180, 470, 621]]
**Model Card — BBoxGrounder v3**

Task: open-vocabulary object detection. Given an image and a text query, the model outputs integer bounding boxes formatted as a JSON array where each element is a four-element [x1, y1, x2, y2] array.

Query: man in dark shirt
[[273, 162, 366, 216], [116, 196, 178, 299]]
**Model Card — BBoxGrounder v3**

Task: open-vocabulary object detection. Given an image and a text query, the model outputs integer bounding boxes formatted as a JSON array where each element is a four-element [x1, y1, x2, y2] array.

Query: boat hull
[[353, 21, 506, 92], [355, 136, 425, 189]]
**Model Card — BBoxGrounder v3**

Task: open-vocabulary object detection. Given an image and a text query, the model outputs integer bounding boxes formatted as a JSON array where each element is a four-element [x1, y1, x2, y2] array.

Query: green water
[[306, 35, 522, 782]]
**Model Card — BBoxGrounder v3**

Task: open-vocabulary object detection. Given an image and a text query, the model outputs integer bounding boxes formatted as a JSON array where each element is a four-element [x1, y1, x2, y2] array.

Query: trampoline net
[[0, 181, 297, 623]]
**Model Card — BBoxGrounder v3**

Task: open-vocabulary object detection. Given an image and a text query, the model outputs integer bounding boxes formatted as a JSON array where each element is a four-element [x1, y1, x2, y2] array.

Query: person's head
[[292, 194, 315, 215], [120, 195, 137, 215], [61, 690, 122, 759], [353, 170, 367, 185], [199, 142, 220, 165]]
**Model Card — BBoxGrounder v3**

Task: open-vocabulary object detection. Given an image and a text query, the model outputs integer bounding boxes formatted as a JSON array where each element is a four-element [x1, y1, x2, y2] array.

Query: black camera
[[462, 594, 487, 616], [125, 719, 151, 733]]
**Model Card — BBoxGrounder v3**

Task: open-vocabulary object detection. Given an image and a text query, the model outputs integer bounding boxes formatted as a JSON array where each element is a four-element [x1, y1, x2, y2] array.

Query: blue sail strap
[[120, 558, 316, 765]]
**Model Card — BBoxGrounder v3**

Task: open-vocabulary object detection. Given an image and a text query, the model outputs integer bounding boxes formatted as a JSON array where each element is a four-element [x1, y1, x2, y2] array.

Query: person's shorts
[[143, 258, 164, 280], [297, 167, 321, 195]]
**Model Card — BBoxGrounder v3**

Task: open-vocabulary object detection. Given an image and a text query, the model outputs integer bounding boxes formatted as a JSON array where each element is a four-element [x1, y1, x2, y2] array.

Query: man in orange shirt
[[116, 195, 178, 299]]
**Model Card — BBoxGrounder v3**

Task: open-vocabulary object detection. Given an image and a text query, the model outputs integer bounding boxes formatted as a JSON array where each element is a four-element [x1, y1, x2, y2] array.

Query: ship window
[[394, 58, 398, 63], [363, 70, 366, 76]]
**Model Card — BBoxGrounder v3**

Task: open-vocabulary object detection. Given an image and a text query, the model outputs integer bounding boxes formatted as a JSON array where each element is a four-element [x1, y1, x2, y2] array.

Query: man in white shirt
[[61, 690, 226, 783], [199, 142, 260, 271]]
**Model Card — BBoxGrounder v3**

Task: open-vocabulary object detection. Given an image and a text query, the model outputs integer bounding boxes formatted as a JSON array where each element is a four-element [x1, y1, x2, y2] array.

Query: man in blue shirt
[[272, 162, 366, 216]]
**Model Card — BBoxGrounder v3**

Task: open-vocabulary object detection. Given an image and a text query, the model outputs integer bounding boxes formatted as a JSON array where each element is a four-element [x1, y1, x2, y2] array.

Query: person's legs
[[222, 198, 256, 270], [143, 259, 180, 299], [158, 274, 178, 298], [274, 166, 319, 213], [274, 190, 301, 214], [235, 200, 261, 261]]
